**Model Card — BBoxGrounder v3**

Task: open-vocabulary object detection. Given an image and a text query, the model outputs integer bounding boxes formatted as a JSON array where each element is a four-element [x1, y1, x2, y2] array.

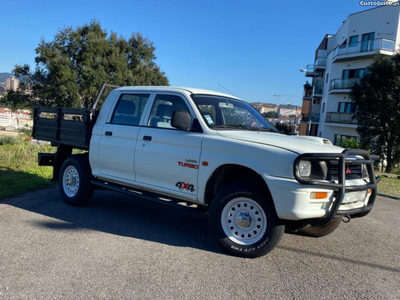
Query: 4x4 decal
[[176, 181, 195, 192]]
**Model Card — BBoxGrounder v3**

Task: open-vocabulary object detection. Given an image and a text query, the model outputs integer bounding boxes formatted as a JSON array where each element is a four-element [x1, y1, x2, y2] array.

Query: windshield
[[191, 94, 278, 132]]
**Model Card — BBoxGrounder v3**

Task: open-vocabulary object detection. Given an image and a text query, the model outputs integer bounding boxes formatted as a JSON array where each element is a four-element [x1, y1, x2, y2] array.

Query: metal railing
[[305, 64, 314, 72], [302, 113, 320, 122], [326, 112, 357, 124], [313, 83, 324, 95], [315, 57, 327, 67], [329, 78, 358, 91], [333, 38, 395, 58]]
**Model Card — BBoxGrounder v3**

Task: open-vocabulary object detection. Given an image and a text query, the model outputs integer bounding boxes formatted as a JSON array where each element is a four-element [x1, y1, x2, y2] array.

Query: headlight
[[298, 160, 312, 178]]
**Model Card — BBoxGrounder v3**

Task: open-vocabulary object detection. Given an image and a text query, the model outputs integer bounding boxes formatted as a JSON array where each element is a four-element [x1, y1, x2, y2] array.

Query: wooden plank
[[60, 107, 89, 115], [59, 128, 86, 138], [36, 106, 58, 114], [35, 118, 57, 127], [34, 131, 57, 140], [59, 133, 86, 143], [60, 120, 86, 130]]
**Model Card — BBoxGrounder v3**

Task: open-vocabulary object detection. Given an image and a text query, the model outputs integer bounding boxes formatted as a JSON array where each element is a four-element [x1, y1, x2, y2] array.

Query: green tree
[[341, 138, 361, 150], [350, 54, 400, 173], [263, 111, 276, 118], [11, 20, 169, 108], [275, 122, 293, 134]]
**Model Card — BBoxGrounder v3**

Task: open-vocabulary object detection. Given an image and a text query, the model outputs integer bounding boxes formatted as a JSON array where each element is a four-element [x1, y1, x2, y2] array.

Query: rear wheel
[[298, 218, 341, 237], [209, 182, 284, 258], [59, 155, 93, 206]]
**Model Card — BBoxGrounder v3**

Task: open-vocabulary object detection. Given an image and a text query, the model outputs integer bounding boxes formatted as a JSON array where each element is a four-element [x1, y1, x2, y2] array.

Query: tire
[[59, 155, 93, 206], [209, 182, 285, 258], [298, 218, 341, 238]]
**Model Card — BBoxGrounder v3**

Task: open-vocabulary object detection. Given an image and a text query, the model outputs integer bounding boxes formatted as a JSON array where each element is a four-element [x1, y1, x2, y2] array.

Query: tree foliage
[[11, 20, 169, 108], [350, 54, 400, 172], [274, 122, 293, 135], [263, 111, 277, 118]]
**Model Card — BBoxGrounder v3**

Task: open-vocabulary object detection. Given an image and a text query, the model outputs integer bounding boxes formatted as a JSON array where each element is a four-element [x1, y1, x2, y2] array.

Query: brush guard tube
[[293, 149, 380, 227]]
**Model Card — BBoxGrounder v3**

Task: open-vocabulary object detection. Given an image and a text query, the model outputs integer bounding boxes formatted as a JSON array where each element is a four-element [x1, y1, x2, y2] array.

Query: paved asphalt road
[[1, 187, 399, 300]]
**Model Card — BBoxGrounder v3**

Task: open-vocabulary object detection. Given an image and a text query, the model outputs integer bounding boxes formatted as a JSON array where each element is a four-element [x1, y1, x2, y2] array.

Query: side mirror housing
[[171, 111, 191, 131]]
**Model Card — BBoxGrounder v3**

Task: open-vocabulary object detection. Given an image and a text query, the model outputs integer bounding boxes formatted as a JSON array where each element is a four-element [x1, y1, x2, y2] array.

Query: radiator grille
[[326, 160, 363, 180]]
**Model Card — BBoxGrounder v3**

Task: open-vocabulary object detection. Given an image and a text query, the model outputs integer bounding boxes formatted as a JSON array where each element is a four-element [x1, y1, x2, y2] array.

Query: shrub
[[0, 136, 18, 145]]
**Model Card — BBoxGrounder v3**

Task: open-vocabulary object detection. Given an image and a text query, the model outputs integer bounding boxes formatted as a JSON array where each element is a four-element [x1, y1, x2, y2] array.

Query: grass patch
[[377, 176, 400, 198], [0, 138, 56, 199]]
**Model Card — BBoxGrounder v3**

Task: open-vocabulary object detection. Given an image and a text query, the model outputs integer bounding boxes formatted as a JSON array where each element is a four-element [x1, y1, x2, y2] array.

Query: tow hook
[[342, 215, 351, 223]]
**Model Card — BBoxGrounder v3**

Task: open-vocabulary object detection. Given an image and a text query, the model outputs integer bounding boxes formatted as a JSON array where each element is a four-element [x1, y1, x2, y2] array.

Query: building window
[[326, 73, 329, 84], [342, 68, 366, 79], [322, 102, 325, 113], [361, 32, 375, 51], [334, 134, 360, 146], [338, 102, 356, 113], [349, 35, 359, 47]]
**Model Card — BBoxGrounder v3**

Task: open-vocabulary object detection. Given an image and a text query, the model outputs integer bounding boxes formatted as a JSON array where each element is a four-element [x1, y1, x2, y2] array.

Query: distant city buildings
[[0, 107, 32, 129], [251, 103, 301, 134], [5, 76, 19, 91]]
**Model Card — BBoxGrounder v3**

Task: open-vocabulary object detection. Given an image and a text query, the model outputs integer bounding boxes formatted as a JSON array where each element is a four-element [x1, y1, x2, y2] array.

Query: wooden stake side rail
[[32, 106, 97, 150]]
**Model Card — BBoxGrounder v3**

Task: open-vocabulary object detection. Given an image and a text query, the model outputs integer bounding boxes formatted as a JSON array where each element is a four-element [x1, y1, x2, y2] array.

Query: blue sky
[[0, 0, 371, 105]]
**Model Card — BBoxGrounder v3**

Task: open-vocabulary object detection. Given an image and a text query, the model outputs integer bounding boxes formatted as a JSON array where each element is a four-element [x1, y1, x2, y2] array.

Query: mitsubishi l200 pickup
[[34, 85, 379, 258]]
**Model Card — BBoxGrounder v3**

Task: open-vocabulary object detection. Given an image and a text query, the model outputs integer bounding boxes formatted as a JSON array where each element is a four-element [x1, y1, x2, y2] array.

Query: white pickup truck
[[34, 85, 379, 258]]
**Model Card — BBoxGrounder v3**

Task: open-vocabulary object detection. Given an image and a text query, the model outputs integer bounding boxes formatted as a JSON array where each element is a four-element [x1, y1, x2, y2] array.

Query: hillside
[[0, 73, 13, 82]]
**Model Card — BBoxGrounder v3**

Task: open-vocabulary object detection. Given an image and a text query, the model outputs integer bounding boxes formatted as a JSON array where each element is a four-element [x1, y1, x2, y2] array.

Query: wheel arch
[[204, 164, 278, 216]]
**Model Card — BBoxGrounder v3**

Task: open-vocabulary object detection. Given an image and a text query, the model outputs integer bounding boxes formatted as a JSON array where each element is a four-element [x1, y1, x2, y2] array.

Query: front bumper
[[264, 149, 379, 226]]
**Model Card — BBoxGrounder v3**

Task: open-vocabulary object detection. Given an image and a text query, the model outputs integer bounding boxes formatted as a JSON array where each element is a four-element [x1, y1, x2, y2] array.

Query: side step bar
[[91, 179, 202, 213]]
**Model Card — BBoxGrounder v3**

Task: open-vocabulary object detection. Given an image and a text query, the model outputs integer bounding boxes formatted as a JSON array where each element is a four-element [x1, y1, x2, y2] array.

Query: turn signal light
[[310, 192, 328, 199], [368, 189, 372, 194]]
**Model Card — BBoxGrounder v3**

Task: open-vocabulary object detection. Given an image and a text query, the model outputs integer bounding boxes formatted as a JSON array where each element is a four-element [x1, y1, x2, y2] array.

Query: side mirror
[[171, 111, 191, 131]]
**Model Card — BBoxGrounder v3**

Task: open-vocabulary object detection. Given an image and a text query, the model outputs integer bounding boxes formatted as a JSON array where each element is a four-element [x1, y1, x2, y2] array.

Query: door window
[[111, 94, 150, 126], [148, 94, 190, 129], [361, 32, 375, 51]]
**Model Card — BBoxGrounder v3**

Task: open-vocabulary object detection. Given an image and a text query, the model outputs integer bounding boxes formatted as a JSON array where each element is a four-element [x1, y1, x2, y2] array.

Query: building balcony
[[301, 113, 320, 123], [329, 78, 358, 93], [314, 57, 327, 70], [304, 64, 319, 77], [311, 82, 324, 97], [325, 112, 357, 124], [332, 38, 395, 63]]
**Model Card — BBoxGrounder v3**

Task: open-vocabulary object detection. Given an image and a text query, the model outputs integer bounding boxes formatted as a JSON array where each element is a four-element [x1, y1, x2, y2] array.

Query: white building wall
[[315, 6, 400, 144]]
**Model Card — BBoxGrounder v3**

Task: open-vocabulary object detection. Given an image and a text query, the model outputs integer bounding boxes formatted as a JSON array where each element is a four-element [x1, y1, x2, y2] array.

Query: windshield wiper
[[214, 124, 278, 133], [214, 124, 248, 129]]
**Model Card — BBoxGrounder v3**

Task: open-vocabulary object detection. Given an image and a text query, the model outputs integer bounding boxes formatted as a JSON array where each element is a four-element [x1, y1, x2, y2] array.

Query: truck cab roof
[[115, 86, 241, 100]]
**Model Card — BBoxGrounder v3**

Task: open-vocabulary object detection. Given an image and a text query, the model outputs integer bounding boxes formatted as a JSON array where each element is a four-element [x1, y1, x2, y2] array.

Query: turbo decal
[[177, 161, 199, 169], [176, 181, 195, 192]]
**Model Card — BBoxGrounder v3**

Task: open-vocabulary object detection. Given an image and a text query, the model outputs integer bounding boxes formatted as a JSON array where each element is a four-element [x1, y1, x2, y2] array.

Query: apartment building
[[299, 6, 400, 146], [5, 76, 19, 91]]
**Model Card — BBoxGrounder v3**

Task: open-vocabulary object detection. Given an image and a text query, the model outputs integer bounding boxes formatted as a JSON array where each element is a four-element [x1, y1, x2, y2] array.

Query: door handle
[[143, 135, 152, 141], [105, 131, 113, 136]]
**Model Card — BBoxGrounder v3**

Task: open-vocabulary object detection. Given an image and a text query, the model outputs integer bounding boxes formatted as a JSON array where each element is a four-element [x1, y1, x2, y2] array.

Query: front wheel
[[59, 155, 93, 206], [209, 183, 284, 258]]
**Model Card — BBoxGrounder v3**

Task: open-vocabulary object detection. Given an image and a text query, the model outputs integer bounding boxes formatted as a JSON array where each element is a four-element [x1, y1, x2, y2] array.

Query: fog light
[[310, 192, 328, 199], [299, 160, 312, 178]]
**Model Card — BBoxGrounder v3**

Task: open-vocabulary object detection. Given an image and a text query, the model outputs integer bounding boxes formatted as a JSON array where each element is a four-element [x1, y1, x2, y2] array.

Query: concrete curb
[[378, 193, 400, 200]]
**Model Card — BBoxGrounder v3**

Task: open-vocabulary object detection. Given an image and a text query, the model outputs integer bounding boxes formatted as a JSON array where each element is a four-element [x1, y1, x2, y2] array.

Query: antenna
[[218, 84, 238, 97]]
